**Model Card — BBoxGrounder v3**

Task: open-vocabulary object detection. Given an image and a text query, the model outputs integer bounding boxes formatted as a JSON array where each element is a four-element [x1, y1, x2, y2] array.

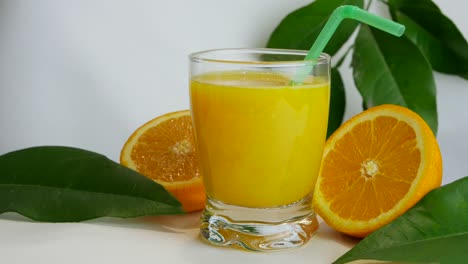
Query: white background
[[0, 0, 467, 263]]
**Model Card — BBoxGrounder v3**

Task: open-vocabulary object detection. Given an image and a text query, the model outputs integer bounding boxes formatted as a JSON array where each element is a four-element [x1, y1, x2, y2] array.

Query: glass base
[[200, 195, 319, 252]]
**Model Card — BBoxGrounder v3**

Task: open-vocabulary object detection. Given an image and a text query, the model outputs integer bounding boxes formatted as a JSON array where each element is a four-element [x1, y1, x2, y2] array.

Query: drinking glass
[[189, 48, 330, 251]]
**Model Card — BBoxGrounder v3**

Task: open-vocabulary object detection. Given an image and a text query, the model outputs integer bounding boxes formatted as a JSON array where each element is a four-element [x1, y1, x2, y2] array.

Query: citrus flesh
[[120, 110, 205, 212], [313, 104, 442, 237]]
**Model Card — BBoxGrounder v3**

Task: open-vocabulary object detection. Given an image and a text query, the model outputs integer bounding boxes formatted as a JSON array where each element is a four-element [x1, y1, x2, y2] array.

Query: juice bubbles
[[190, 71, 330, 207]]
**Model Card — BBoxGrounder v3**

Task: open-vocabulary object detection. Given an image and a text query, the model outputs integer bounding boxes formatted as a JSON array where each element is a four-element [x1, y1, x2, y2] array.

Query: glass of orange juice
[[189, 48, 330, 251]]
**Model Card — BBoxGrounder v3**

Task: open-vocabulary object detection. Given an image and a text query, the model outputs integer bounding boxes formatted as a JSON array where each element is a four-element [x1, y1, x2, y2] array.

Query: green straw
[[293, 5, 405, 84]]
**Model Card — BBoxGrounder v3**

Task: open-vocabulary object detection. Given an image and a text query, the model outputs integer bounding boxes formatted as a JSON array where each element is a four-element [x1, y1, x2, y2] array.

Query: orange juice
[[190, 71, 329, 207]]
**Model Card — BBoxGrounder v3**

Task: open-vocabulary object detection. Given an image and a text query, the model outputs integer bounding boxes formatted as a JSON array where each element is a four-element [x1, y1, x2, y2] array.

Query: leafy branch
[[266, 0, 468, 136]]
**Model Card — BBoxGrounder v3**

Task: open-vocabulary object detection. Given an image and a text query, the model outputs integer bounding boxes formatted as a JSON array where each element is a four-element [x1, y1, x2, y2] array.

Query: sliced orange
[[120, 110, 205, 212], [313, 104, 442, 237]]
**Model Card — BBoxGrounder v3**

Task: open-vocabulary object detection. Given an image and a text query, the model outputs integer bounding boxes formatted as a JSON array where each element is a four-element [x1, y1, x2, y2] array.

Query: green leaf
[[266, 0, 364, 56], [362, 100, 368, 111], [388, 0, 468, 79], [327, 67, 346, 138], [333, 177, 468, 264], [0, 146, 183, 222], [352, 25, 438, 134]]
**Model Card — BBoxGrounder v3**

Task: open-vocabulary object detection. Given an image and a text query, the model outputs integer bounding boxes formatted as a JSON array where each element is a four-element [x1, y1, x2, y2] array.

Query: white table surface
[[0, 213, 359, 264], [0, 0, 467, 263]]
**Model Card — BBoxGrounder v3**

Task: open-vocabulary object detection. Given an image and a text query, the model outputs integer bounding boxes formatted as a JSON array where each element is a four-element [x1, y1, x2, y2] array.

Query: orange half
[[120, 110, 205, 212], [313, 104, 442, 237]]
